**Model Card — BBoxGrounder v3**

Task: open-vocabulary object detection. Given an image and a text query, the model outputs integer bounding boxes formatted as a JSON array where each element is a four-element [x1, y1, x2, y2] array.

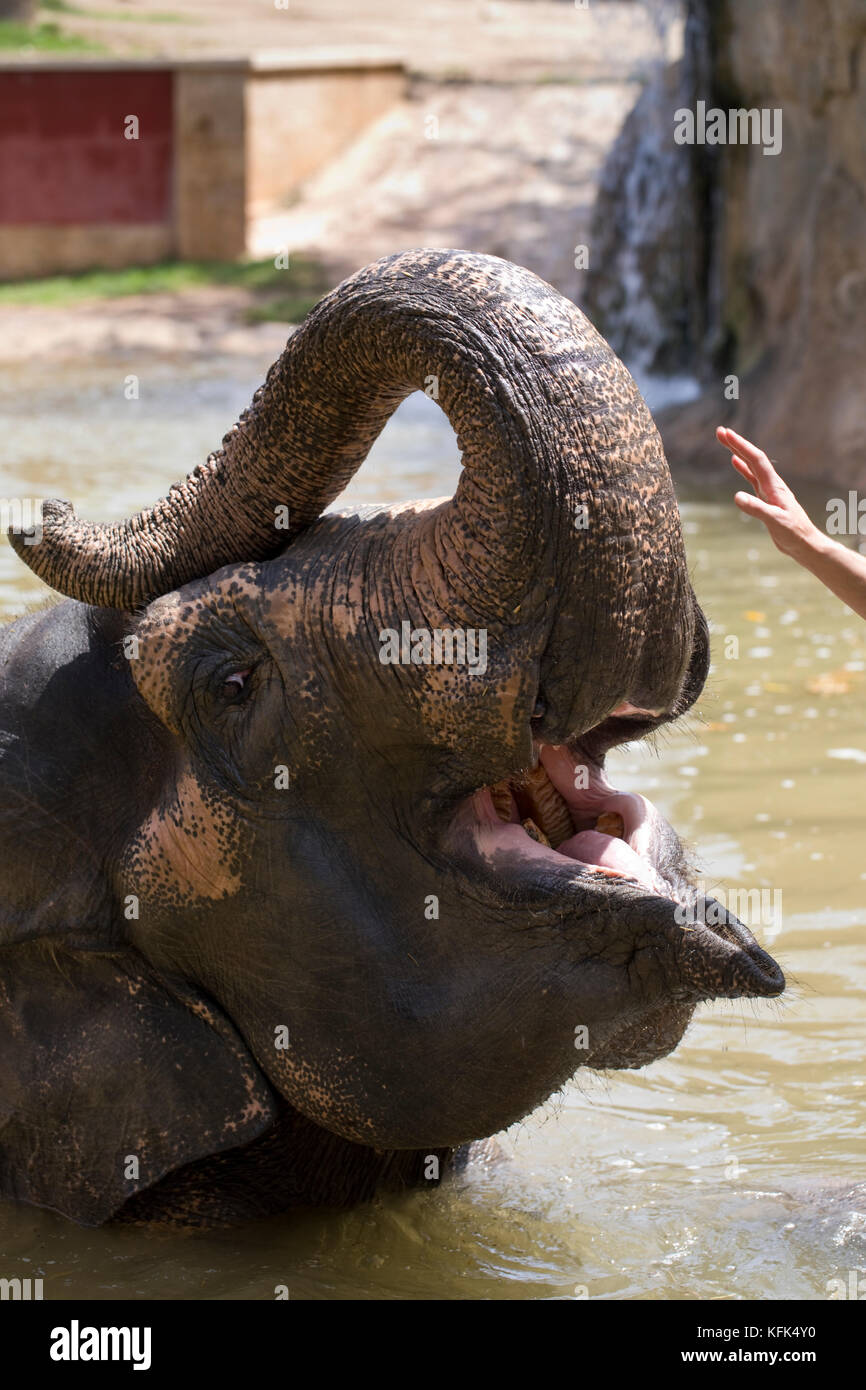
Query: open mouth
[[470, 742, 675, 897]]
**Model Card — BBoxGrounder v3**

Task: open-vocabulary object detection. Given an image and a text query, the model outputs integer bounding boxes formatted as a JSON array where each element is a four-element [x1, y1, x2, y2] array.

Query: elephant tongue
[[556, 828, 659, 888]]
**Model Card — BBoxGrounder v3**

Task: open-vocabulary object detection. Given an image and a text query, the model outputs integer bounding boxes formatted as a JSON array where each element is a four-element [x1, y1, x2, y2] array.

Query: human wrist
[[798, 526, 843, 571]]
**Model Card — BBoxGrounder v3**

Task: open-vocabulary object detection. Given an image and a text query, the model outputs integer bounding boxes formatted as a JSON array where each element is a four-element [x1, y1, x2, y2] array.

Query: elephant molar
[[521, 818, 551, 847], [596, 811, 625, 839]]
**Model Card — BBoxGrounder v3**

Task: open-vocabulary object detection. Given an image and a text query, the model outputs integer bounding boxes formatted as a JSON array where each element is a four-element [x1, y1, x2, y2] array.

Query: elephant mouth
[[467, 741, 678, 898]]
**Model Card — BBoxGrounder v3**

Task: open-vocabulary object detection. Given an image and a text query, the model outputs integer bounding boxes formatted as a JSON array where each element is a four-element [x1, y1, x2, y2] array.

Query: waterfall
[[583, 1, 724, 408]]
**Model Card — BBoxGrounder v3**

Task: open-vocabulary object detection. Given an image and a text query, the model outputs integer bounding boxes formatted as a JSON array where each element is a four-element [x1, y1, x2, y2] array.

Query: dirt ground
[[50, 0, 679, 81], [0, 288, 292, 363], [249, 77, 642, 297]]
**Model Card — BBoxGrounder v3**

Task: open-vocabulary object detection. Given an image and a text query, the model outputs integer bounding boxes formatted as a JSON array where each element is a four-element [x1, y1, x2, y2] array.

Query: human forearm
[[798, 530, 866, 621]]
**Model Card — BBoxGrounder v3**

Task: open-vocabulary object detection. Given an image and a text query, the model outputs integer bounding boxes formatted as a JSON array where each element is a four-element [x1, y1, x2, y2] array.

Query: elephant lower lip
[[471, 742, 670, 895]]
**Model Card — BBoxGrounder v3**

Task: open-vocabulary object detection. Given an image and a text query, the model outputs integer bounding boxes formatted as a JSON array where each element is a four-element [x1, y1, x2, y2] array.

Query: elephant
[[0, 249, 784, 1227]]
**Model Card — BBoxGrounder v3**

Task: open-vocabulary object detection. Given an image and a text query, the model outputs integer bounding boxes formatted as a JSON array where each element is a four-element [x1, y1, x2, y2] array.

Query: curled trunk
[[9, 250, 682, 642]]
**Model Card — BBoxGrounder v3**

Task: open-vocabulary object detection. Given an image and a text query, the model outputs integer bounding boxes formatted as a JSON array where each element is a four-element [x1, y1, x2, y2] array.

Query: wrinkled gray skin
[[0, 251, 783, 1226]]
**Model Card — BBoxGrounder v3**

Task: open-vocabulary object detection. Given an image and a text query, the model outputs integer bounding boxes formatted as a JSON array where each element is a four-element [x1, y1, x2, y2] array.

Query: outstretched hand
[[716, 425, 866, 622], [715, 426, 821, 561]]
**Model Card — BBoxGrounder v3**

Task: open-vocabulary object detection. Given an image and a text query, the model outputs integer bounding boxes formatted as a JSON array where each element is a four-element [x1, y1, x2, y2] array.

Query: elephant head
[[1, 250, 783, 1224]]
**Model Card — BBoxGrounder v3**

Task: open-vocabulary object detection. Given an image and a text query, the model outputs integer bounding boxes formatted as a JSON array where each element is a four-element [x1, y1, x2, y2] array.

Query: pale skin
[[716, 426, 866, 623]]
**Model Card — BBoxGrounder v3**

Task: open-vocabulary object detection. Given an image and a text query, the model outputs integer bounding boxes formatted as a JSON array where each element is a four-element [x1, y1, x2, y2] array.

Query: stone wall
[[0, 52, 406, 278], [585, 0, 866, 487], [245, 56, 405, 220]]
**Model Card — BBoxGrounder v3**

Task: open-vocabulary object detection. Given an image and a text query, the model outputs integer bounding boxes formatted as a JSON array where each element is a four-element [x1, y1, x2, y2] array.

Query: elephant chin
[[585, 1000, 697, 1071]]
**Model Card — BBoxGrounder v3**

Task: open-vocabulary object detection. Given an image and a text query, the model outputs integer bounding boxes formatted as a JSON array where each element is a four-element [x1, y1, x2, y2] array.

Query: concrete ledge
[[0, 49, 404, 74], [0, 225, 174, 279], [245, 64, 406, 220], [248, 48, 404, 74]]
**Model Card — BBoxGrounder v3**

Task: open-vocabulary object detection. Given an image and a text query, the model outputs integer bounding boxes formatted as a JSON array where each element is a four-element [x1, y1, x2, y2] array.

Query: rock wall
[[585, 0, 866, 487]]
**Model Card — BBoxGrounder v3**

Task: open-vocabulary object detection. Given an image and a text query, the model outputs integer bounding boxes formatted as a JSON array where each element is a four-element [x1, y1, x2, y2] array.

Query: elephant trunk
[[7, 251, 592, 612]]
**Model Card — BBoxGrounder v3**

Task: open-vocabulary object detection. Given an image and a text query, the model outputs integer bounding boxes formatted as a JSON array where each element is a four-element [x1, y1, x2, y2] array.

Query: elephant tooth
[[490, 781, 515, 822], [514, 764, 574, 847], [522, 818, 551, 847], [596, 811, 625, 839]]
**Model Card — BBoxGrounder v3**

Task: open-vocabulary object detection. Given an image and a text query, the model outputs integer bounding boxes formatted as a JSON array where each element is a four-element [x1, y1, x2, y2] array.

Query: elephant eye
[[222, 668, 252, 702]]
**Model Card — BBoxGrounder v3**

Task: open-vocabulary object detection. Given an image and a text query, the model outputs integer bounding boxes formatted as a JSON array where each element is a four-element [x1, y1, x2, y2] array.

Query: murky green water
[[1, 360, 864, 1300]]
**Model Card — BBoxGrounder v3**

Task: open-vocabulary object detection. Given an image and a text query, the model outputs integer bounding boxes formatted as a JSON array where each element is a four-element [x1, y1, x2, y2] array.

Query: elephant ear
[[0, 601, 158, 947], [0, 940, 276, 1225]]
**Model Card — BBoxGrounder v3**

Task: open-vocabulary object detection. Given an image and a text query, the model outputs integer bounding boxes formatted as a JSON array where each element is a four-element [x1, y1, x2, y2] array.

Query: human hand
[[716, 426, 824, 562]]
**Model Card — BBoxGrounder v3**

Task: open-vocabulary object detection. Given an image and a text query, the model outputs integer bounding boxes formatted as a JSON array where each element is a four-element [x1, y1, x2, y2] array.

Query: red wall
[[0, 71, 174, 224]]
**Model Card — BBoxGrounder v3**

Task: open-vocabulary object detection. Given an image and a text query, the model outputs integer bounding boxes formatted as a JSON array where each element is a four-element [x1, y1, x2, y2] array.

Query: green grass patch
[[0, 257, 332, 324], [41, 0, 190, 19], [243, 293, 325, 326], [0, 18, 103, 48], [80, 9, 188, 20]]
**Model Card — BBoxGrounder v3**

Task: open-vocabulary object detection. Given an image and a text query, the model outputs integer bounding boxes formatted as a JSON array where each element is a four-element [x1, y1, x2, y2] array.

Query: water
[[1, 361, 864, 1300]]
